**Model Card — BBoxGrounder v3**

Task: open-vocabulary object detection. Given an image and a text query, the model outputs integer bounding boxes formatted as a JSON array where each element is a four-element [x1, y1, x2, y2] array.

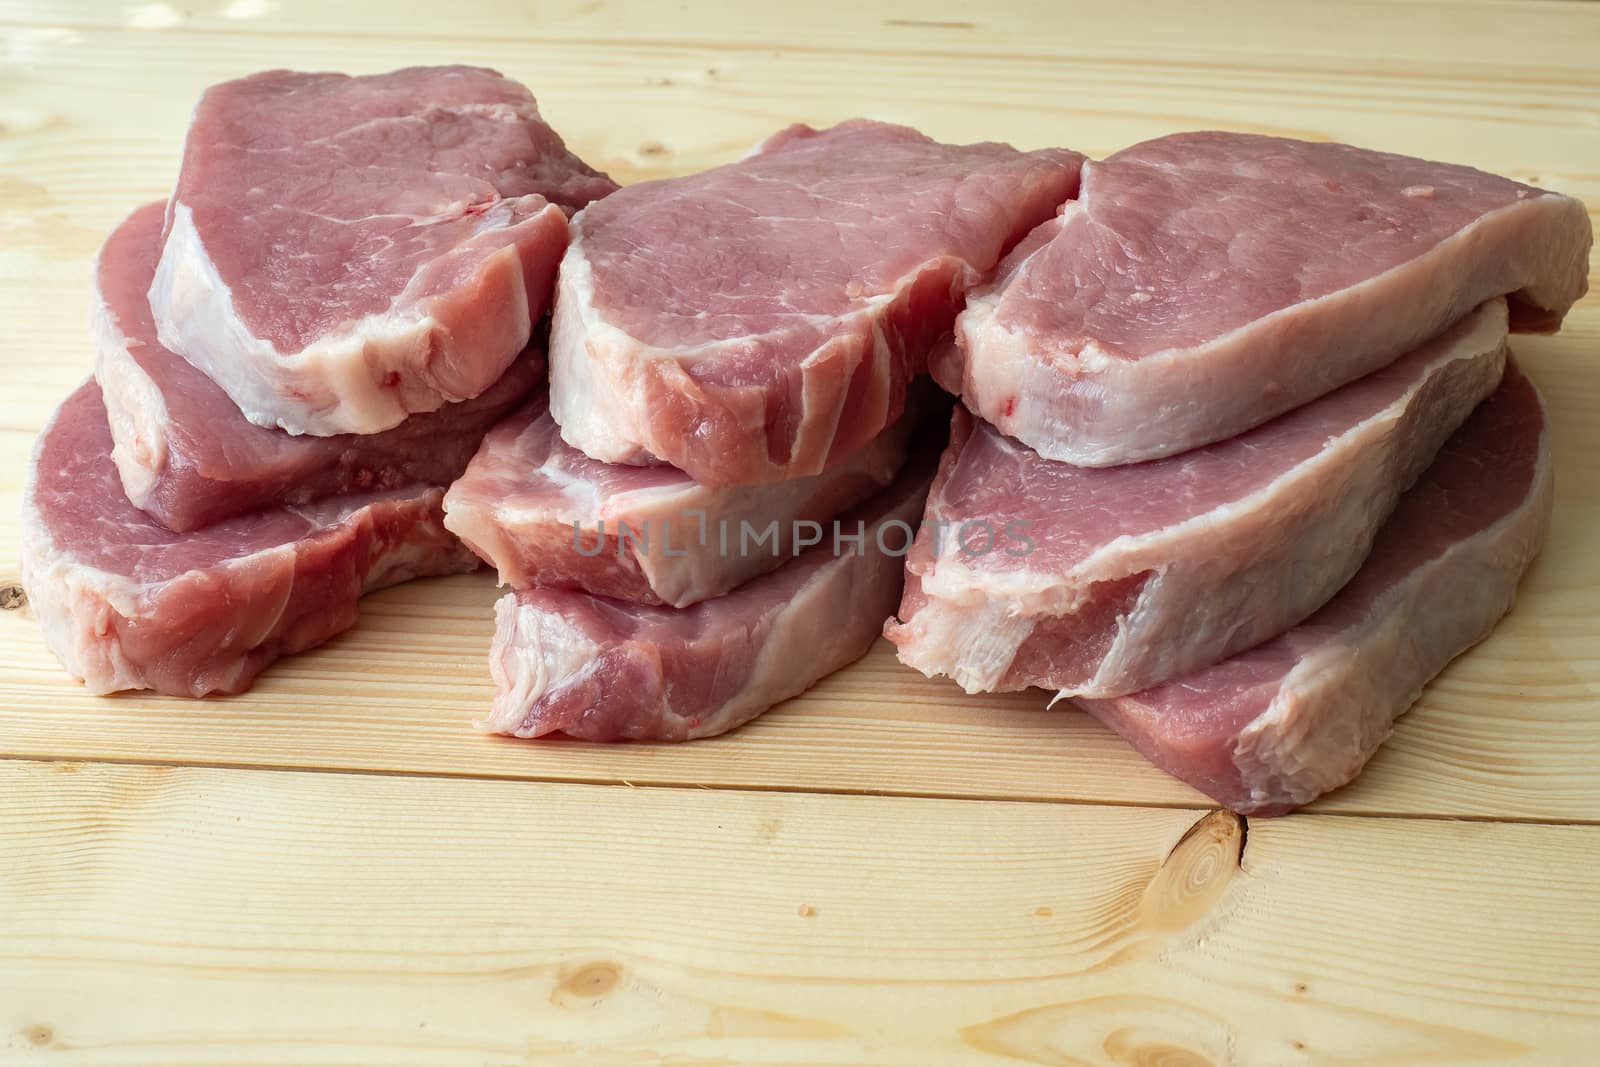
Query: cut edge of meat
[[483, 452, 936, 741], [20, 382, 481, 696], [891, 299, 1510, 697], [93, 200, 548, 533], [1232, 385, 1554, 811], [1079, 360, 1555, 814], [549, 223, 940, 482], [547, 121, 1083, 485], [545, 220, 656, 464], [950, 176, 1588, 466], [442, 394, 916, 607], [91, 292, 171, 507], [936, 300, 1508, 610], [151, 196, 568, 437]]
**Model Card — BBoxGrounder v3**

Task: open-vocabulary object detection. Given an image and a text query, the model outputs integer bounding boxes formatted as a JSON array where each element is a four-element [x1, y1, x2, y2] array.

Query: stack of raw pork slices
[[887, 132, 1591, 813], [22, 67, 615, 696], [441, 119, 1082, 740], [21, 66, 1593, 815]]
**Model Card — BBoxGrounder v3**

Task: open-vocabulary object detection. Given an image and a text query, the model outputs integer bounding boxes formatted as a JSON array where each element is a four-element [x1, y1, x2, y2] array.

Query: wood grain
[[3, 758, 1598, 1066], [5, 0, 1598, 79]]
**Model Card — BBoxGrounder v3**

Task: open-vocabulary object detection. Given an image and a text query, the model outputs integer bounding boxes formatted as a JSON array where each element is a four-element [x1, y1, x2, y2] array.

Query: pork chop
[[938, 132, 1589, 465], [151, 66, 614, 437], [20, 382, 480, 696], [96, 202, 543, 533], [549, 119, 1082, 485], [443, 397, 913, 607], [485, 458, 934, 741], [1078, 360, 1552, 814], [887, 300, 1508, 698]]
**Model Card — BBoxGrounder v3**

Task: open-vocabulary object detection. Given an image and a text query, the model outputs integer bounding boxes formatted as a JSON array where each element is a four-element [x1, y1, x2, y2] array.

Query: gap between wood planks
[[4, 750, 1597, 828]]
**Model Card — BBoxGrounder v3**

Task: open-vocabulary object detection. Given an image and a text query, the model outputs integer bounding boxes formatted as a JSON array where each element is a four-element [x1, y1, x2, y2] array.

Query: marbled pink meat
[[551, 119, 1081, 485], [1080, 361, 1553, 814], [152, 66, 614, 436], [20, 383, 479, 696], [96, 202, 542, 533], [939, 132, 1589, 465], [888, 301, 1508, 698], [486, 459, 934, 741], [444, 397, 912, 607]]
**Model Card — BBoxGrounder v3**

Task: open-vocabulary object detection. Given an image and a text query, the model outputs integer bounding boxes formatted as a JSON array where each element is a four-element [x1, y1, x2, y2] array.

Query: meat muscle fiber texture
[[888, 300, 1509, 698], [151, 66, 615, 437], [1079, 360, 1554, 814], [443, 397, 913, 607], [485, 457, 935, 741], [549, 119, 1082, 485], [20, 383, 480, 697], [96, 202, 542, 533], [938, 131, 1589, 465]]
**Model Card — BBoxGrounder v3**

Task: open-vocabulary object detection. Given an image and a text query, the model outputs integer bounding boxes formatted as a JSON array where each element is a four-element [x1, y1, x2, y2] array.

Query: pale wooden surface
[[7, 759, 1600, 1066], [2, 1, 1598, 1063]]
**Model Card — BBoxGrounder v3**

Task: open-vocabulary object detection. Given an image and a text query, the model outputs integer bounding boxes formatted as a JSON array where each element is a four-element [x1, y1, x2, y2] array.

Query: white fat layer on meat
[[150, 201, 532, 438], [957, 191, 1585, 466], [903, 301, 1508, 699], [482, 596, 608, 736], [1232, 408, 1554, 810], [547, 220, 653, 463], [450, 403, 910, 606], [931, 300, 1509, 609], [551, 209, 960, 482], [20, 405, 473, 696], [89, 278, 170, 508], [892, 597, 1040, 695], [483, 471, 932, 739]]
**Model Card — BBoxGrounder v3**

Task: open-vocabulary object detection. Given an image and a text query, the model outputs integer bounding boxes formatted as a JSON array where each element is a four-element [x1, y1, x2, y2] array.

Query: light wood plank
[[2, 759, 1597, 1065], [5, 0, 1598, 80], [5, 15, 1596, 185]]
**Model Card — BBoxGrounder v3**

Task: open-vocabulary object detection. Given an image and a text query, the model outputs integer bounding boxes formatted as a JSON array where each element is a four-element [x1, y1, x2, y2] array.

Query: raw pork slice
[[96, 203, 542, 533], [888, 300, 1508, 698], [21, 382, 479, 697], [1080, 360, 1554, 814], [444, 397, 912, 607], [550, 119, 1082, 484], [152, 66, 615, 437], [485, 459, 934, 741], [938, 131, 1590, 465]]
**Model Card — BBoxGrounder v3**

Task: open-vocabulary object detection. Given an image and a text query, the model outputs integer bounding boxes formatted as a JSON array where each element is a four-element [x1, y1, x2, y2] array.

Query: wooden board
[[5, 759, 1599, 1066], [2, 0, 1598, 1061]]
